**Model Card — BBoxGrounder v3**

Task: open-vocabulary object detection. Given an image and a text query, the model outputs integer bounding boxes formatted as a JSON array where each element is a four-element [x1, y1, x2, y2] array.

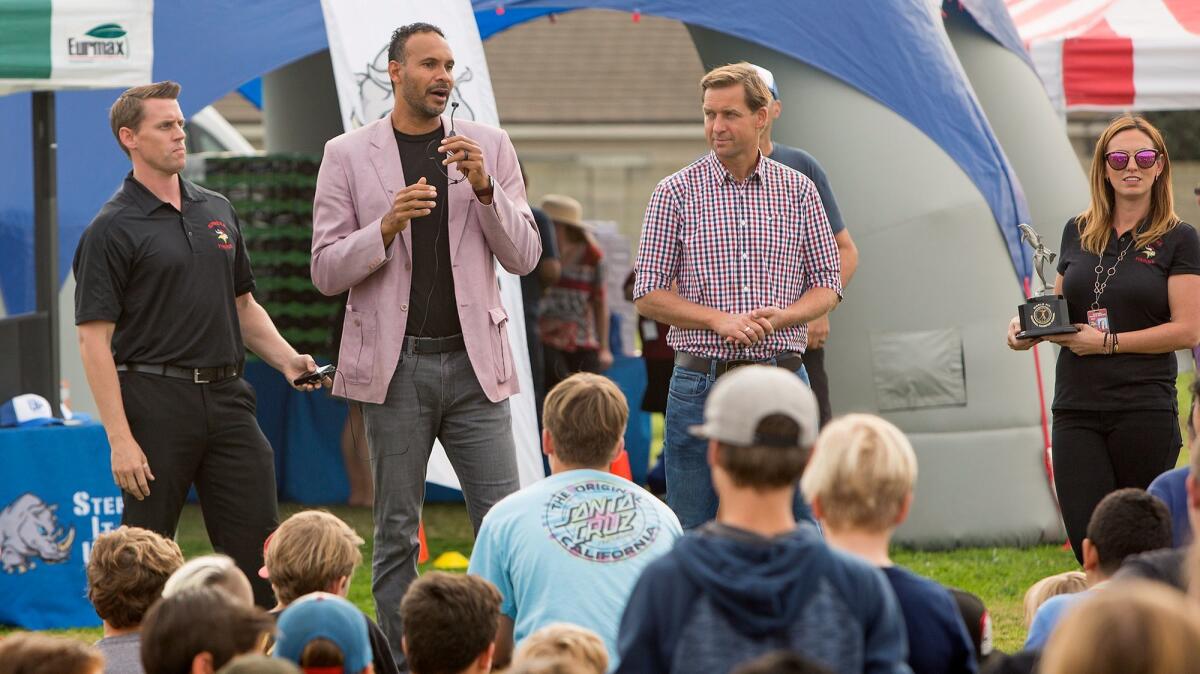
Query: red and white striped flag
[[1008, 0, 1200, 110]]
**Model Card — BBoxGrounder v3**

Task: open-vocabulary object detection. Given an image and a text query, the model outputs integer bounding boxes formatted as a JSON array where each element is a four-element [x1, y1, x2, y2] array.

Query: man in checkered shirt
[[632, 62, 842, 529]]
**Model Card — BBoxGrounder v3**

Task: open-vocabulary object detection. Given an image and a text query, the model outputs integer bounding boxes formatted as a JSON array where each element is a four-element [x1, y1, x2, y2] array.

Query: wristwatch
[[474, 175, 494, 200]]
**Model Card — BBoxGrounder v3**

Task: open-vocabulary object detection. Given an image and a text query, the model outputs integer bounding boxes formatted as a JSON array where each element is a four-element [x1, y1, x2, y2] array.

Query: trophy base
[[1016, 326, 1079, 340], [1017, 295, 1078, 339]]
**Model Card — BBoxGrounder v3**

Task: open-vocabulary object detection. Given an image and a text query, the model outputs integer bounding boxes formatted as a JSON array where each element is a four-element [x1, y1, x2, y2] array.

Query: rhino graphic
[[0, 493, 76, 574], [349, 44, 479, 128]]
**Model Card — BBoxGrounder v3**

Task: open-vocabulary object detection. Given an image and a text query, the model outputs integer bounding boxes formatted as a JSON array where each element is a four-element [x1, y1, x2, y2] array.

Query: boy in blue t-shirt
[[468, 373, 682, 670], [801, 414, 977, 674]]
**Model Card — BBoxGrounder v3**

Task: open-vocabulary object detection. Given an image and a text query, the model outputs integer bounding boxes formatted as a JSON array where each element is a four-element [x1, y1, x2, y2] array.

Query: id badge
[[1087, 308, 1110, 333]]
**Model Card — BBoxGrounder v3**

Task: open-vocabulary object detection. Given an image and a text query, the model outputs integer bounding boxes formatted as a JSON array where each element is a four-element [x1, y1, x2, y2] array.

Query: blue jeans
[[663, 358, 817, 530]]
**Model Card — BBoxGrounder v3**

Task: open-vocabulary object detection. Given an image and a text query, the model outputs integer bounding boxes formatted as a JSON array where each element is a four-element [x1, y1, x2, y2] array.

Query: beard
[[401, 79, 448, 119]]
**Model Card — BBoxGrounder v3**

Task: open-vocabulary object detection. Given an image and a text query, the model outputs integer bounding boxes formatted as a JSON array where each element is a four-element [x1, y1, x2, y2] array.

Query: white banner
[[320, 0, 543, 490], [0, 0, 153, 95]]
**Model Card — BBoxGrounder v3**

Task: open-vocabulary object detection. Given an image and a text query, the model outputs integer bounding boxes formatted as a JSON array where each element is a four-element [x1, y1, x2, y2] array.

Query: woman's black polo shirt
[[73, 173, 255, 368], [1053, 217, 1200, 411]]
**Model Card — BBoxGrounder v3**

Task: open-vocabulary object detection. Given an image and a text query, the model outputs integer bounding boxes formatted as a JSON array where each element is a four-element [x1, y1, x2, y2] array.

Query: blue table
[[0, 422, 121, 629]]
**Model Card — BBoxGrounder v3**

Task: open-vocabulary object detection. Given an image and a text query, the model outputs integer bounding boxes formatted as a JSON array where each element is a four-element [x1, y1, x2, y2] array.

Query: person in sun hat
[[538, 194, 613, 393]]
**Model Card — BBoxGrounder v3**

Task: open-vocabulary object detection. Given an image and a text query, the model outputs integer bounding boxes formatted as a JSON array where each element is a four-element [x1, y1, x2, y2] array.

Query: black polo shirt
[[73, 172, 255, 368], [1053, 217, 1200, 411], [395, 126, 460, 338]]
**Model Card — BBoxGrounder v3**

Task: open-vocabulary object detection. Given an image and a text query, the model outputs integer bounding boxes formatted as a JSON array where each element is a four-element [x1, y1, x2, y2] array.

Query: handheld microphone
[[446, 101, 459, 163]]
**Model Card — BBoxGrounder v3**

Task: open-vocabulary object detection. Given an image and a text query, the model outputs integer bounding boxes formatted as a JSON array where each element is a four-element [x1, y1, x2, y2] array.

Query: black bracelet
[[1103, 331, 1110, 354]]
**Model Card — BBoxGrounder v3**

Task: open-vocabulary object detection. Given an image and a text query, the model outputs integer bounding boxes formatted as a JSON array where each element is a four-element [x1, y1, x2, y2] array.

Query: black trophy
[[1016, 223, 1078, 339]]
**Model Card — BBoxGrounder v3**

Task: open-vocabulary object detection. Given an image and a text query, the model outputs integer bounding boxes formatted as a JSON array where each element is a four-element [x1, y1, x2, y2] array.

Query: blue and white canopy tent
[[0, 0, 1086, 545]]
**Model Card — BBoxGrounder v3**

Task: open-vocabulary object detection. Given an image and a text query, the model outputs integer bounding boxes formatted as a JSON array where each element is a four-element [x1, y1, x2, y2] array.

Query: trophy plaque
[[1016, 224, 1079, 339]]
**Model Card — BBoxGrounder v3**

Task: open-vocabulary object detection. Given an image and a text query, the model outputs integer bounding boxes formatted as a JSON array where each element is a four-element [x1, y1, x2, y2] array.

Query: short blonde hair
[[266, 510, 365, 605], [507, 656, 593, 674], [162, 554, 254, 606], [800, 414, 917, 532], [1041, 580, 1200, 674], [1023, 571, 1087, 628], [543, 373, 628, 468], [514, 623, 608, 674], [700, 62, 771, 112]]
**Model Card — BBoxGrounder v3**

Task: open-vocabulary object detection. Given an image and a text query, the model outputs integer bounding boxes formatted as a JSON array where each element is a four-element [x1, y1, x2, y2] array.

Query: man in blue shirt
[[1025, 488, 1171, 650], [616, 366, 909, 674], [752, 64, 858, 428], [468, 373, 681, 670]]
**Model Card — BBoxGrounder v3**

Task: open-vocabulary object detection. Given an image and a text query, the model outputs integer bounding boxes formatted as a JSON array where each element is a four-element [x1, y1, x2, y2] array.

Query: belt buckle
[[193, 368, 210, 384], [724, 359, 754, 374]]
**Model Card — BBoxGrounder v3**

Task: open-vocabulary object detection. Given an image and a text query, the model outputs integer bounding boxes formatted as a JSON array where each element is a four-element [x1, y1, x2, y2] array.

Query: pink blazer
[[311, 116, 541, 404]]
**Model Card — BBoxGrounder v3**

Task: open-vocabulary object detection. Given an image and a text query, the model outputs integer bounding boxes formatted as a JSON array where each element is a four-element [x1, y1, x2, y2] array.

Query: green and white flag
[[0, 0, 153, 95]]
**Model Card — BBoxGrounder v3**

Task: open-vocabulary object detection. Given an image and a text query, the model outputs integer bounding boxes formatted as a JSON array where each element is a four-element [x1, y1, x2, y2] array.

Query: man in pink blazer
[[310, 23, 540, 666]]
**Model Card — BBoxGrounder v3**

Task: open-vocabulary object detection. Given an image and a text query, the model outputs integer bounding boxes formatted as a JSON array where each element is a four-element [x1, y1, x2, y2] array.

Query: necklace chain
[[1091, 233, 1138, 311]]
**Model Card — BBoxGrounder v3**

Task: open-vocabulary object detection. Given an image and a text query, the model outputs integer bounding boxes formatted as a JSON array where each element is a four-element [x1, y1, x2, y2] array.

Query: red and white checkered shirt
[[633, 152, 842, 360]]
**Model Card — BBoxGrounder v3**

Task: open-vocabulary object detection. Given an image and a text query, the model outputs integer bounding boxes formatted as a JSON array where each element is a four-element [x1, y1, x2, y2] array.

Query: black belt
[[117, 362, 240, 384], [674, 351, 803, 378], [403, 333, 465, 355]]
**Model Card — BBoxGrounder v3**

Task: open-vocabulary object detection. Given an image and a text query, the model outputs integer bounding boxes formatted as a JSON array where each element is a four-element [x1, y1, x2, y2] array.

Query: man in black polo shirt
[[73, 81, 323, 607]]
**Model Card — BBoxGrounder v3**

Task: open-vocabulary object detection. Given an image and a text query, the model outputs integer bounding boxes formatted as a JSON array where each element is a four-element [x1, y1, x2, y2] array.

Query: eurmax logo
[[67, 24, 129, 59]]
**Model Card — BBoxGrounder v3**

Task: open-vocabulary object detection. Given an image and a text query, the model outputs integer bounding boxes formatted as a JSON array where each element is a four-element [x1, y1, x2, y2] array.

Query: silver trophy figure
[[1018, 223, 1056, 296], [1016, 223, 1077, 338]]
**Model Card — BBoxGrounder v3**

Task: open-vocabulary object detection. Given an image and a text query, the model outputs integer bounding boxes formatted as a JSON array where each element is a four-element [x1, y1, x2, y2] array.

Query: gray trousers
[[362, 348, 519, 669]]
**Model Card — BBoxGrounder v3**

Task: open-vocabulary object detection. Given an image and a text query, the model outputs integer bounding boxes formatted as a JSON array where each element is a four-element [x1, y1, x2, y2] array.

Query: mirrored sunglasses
[[1105, 149, 1161, 171]]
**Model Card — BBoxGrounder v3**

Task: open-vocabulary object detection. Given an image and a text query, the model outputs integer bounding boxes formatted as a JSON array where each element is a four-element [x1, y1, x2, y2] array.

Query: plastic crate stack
[[198, 155, 339, 362]]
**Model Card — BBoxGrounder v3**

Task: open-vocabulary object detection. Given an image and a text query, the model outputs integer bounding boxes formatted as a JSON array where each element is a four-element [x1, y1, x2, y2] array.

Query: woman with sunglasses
[[1007, 115, 1200, 562]]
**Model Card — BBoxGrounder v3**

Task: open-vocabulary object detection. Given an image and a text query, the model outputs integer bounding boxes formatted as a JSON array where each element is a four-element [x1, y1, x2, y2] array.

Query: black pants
[[805, 346, 832, 427], [543, 346, 600, 395], [525, 314, 547, 429], [119, 372, 279, 607], [1052, 408, 1180, 562]]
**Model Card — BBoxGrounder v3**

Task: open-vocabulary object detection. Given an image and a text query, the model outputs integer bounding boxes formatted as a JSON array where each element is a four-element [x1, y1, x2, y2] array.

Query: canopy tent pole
[[33, 91, 60, 413]]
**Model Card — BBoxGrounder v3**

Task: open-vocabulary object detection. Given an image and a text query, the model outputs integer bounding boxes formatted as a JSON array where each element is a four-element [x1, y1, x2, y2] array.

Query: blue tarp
[[0, 0, 1033, 314], [955, 0, 1032, 67]]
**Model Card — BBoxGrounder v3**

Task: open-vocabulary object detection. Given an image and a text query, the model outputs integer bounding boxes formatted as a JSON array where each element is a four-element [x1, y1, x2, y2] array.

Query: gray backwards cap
[[689, 365, 819, 447]]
